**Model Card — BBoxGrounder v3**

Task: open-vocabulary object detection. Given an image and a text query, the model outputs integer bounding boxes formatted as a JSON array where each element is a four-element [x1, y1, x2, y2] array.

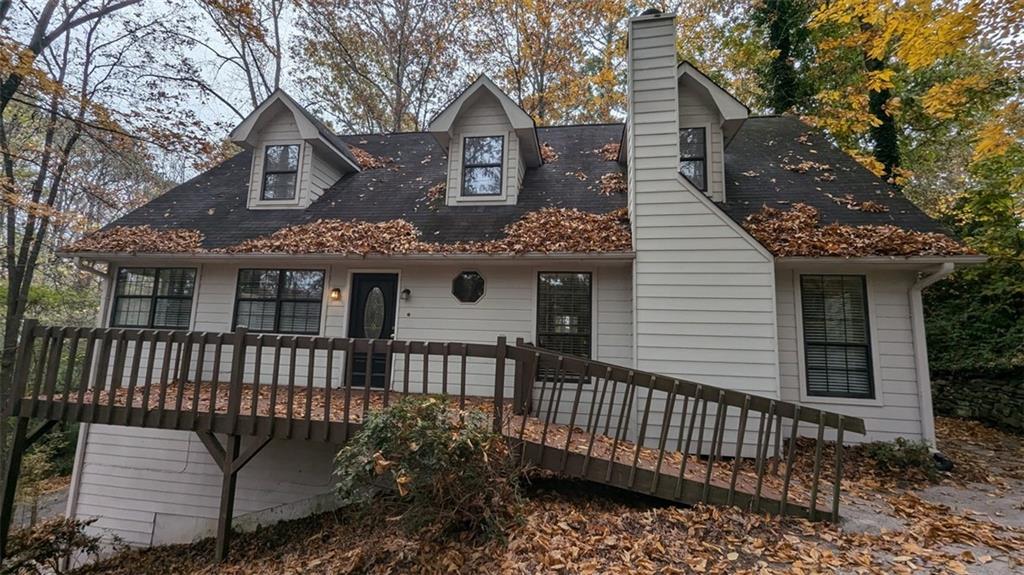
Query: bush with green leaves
[[1, 517, 104, 574], [864, 438, 938, 481], [334, 396, 521, 541]]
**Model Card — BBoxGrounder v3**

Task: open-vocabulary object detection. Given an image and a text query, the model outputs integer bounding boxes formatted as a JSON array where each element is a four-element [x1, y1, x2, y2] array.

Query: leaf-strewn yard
[[71, 417, 1024, 575]]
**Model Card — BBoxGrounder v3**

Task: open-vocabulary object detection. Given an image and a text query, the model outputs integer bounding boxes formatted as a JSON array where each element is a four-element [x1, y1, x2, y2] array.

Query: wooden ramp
[[0, 322, 864, 562]]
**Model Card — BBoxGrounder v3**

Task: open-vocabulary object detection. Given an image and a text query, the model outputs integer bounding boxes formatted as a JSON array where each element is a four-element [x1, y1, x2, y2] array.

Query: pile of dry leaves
[[223, 208, 632, 255], [348, 145, 391, 170], [540, 142, 558, 163], [598, 172, 626, 196], [595, 142, 620, 161], [742, 203, 972, 257], [65, 226, 204, 253]]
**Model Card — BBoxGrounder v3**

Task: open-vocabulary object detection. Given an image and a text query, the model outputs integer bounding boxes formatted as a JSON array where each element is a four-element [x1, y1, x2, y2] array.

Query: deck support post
[[492, 337, 506, 432], [0, 417, 57, 560], [215, 434, 240, 563]]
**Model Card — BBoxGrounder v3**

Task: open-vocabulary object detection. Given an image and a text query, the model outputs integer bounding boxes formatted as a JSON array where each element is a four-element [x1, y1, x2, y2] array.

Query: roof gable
[[677, 61, 748, 143], [229, 89, 361, 172], [428, 75, 542, 167]]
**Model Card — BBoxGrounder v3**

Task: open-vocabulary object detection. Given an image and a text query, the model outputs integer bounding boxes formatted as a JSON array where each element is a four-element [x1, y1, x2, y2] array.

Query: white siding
[[777, 268, 924, 443], [74, 260, 633, 546], [246, 109, 341, 208], [445, 92, 520, 206], [678, 74, 726, 202]]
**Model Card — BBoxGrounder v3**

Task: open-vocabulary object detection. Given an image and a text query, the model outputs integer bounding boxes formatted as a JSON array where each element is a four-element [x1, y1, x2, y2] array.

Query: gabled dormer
[[676, 62, 749, 202], [428, 76, 541, 206], [229, 89, 360, 209]]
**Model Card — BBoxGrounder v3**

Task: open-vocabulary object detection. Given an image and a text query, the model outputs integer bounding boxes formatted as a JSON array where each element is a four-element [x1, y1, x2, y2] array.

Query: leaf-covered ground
[[72, 418, 1024, 574]]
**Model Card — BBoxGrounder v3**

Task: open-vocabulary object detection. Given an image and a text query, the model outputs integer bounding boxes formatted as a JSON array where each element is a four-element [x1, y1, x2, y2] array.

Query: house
[[53, 10, 981, 549]]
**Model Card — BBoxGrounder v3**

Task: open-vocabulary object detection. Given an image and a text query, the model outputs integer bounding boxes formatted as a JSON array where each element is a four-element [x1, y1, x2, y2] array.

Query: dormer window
[[678, 128, 707, 191], [262, 144, 300, 200], [462, 136, 504, 196]]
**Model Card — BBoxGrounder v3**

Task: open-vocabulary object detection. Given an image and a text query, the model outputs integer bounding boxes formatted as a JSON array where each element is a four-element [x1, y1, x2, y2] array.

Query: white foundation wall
[[776, 268, 925, 443], [71, 259, 634, 546]]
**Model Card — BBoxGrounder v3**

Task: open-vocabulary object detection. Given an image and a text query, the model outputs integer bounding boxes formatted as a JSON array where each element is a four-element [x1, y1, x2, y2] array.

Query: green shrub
[[1, 517, 104, 574], [334, 396, 521, 541], [864, 438, 938, 480]]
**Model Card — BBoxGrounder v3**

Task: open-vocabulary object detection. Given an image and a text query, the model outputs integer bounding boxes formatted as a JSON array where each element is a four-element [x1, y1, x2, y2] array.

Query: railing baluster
[[72, 329, 95, 423], [727, 395, 751, 507], [560, 364, 587, 474], [753, 400, 776, 511], [286, 337, 297, 438], [520, 355, 548, 457], [8, 319, 39, 418], [139, 331, 156, 427], [493, 337, 507, 433], [249, 335, 263, 435], [89, 330, 113, 423], [173, 333, 194, 428], [30, 327, 53, 418], [305, 340, 315, 439], [650, 380, 678, 494], [629, 376, 657, 488], [458, 343, 467, 410], [421, 343, 429, 395], [59, 328, 82, 421], [539, 357, 563, 459], [808, 412, 826, 520], [676, 388, 705, 499], [323, 340, 335, 439], [441, 342, 449, 396], [401, 345, 410, 395], [383, 340, 394, 408], [342, 339, 354, 442], [601, 373, 621, 437], [702, 393, 727, 503], [779, 406, 801, 516], [156, 333, 173, 426], [364, 340, 374, 416], [105, 330, 129, 425], [832, 417, 846, 522], [268, 336, 282, 437], [122, 332, 144, 425], [190, 333, 207, 429], [606, 371, 636, 483], [41, 328, 64, 419], [772, 412, 783, 474]]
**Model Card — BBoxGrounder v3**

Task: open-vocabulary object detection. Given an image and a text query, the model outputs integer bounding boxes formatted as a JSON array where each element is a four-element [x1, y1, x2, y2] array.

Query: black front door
[[347, 273, 398, 388]]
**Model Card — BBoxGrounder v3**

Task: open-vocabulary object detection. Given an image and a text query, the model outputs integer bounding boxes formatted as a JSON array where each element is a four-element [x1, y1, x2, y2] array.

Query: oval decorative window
[[363, 286, 385, 338], [452, 271, 485, 303]]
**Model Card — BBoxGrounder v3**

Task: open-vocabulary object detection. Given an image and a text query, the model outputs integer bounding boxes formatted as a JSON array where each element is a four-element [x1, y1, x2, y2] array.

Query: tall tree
[[294, 0, 469, 133], [750, 0, 815, 114]]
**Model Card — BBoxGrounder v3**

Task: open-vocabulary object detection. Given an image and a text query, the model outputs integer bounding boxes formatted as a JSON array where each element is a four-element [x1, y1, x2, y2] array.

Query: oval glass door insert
[[363, 286, 385, 338]]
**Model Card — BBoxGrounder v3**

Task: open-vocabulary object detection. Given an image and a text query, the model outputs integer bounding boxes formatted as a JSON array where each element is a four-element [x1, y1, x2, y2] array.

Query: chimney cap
[[639, 7, 662, 16]]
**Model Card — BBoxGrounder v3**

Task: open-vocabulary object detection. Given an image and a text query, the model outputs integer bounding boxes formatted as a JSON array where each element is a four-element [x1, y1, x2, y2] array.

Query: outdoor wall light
[[401, 288, 411, 301], [330, 288, 341, 301]]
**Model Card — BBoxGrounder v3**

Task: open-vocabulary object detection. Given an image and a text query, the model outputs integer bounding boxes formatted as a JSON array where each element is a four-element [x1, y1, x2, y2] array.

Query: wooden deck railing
[[2, 321, 866, 561]]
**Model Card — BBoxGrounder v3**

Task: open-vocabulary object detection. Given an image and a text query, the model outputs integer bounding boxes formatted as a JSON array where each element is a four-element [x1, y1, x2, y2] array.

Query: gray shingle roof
[[97, 116, 949, 252]]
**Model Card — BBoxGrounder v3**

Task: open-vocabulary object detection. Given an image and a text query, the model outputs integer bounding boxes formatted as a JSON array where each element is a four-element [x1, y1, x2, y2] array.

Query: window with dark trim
[[800, 275, 874, 399], [537, 272, 592, 360], [678, 127, 707, 191], [111, 268, 196, 329], [233, 269, 324, 334], [261, 144, 300, 200], [461, 135, 504, 196]]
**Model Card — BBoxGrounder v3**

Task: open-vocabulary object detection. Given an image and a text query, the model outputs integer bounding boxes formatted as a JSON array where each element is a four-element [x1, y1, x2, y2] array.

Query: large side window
[[262, 144, 300, 200], [537, 272, 592, 359], [111, 268, 196, 329], [234, 269, 325, 334], [800, 275, 874, 399], [678, 127, 707, 191], [462, 135, 504, 196]]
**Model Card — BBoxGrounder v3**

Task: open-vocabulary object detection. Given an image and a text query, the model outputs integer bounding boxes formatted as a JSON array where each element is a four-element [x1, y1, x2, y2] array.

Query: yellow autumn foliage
[[923, 76, 990, 120]]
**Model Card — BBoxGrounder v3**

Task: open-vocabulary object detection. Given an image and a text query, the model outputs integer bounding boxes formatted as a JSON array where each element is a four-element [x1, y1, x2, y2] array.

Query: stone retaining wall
[[932, 376, 1024, 433]]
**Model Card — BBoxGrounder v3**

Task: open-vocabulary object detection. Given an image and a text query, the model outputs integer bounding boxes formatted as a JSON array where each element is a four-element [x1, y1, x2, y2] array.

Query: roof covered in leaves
[[721, 116, 950, 235], [80, 116, 955, 255], [94, 124, 626, 251]]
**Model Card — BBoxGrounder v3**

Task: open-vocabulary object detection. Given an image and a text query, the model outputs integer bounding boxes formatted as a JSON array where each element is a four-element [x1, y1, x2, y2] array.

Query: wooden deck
[[0, 322, 864, 562]]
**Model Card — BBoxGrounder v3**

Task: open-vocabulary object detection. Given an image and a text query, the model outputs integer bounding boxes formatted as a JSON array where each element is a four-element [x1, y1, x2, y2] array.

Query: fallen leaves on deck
[[742, 203, 972, 257], [65, 226, 204, 253]]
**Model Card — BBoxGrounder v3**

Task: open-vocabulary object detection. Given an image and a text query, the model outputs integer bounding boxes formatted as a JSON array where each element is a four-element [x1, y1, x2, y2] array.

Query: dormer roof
[[677, 61, 749, 143], [428, 75, 543, 167], [229, 89, 361, 173]]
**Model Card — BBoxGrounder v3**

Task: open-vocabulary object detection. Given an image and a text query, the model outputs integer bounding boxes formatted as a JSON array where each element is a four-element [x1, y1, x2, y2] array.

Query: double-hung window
[[678, 127, 707, 191], [536, 272, 592, 360], [800, 275, 874, 399], [111, 268, 196, 329], [234, 269, 324, 334], [262, 144, 300, 200], [462, 136, 504, 196]]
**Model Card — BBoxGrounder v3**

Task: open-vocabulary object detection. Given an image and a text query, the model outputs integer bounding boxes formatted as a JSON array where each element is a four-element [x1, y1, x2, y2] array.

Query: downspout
[[909, 262, 954, 448], [65, 258, 112, 522]]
